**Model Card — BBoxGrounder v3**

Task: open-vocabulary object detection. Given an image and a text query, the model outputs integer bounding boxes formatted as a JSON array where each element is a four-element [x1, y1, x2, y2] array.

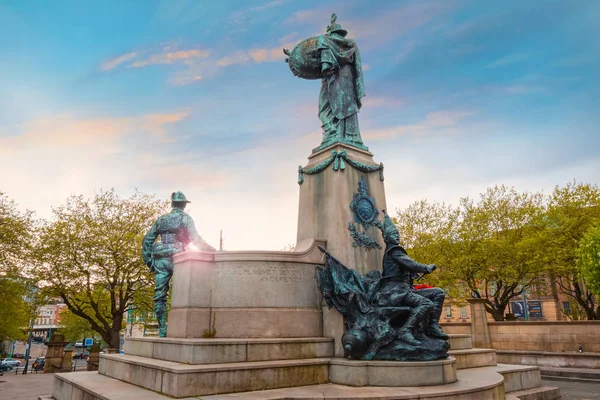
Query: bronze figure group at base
[[316, 213, 450, 362]]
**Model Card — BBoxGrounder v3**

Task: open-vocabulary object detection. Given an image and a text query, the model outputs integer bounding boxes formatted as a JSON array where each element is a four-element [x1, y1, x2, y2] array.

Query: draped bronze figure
[[284, 14, 367, 152]]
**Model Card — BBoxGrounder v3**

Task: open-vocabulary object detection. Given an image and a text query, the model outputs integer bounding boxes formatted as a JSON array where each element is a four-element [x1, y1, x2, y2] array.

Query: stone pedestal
[[296, 142, 386, 275], [168, 239, 325, 338], [87, 344, 101, 371], [297, 142, 386, 358], [322, 299, 345, 357], [467, 298, 492, 348], [44, 334, 71, 373]]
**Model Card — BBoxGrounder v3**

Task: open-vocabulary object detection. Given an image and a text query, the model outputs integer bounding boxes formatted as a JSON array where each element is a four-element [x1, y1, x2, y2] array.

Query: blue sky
[[1, 0, 598, 250]]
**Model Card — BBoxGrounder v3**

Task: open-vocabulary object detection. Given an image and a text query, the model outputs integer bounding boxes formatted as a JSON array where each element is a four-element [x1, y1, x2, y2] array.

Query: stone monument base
[[41, 242, 559, 400], [44, 332, 560, 400]]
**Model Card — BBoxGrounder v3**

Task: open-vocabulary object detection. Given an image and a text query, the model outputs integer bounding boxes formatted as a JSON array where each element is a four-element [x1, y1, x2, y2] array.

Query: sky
[[1, 0, 599, 250]]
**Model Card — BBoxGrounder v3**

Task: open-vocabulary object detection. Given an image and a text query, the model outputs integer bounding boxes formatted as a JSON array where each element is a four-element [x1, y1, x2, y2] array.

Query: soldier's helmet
[[326, 13, 347, 37], [171, 191, 191, 203]]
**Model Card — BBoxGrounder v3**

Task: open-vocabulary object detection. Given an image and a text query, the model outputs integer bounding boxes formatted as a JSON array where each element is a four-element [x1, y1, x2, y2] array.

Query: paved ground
[[0, 371, 54, 400], [0, 361, 88, 400], [542, 379, 600, 400], [1, 374, 599, 400]]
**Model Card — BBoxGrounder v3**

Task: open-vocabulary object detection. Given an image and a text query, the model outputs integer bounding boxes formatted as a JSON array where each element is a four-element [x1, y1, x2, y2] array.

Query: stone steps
[[486, 364, 542, 392], [125, 336, 468, 366], [45, 331, 563, 400], [507, 386, 562, 400], [448, 348, 497, 369], [124, 336, 334, 364], [448, 334, 473, 350], [49, 367, 506, 400], [99, 353, 330, 398], [47, 356, 561, 400], [540, 366, 600, 382]]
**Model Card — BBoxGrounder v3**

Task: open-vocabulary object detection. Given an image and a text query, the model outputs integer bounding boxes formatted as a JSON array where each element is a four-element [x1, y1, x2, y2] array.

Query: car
[[32, 357, 45, 371], [0, 362, 13, 375], [12, 353, 25, 359], [72, 352, 89, 360], [1, 358, 21, 368]]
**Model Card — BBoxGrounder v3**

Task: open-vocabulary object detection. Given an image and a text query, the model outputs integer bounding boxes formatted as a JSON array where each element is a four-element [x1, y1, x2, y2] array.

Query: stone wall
[[440, 323, 471, 335], [488, 321, 600, 353], [497, 350, 600, 369]]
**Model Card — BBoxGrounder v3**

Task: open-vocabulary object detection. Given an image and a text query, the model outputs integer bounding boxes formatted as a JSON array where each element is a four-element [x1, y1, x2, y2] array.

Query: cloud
[[128, 49, 210, 68], [279, 33, 299, 44], [0, 111, 189, 157], [552, 52, 598, 68], [249, 0, 285, 12], [424, 110, 475, 126], [216, 51, 252, 67], [168, 38, 298, 85], [486, 52, 530, 68], [488, 85, 543, 94], [361, 96, 406, 108], [249, 44, 287, 63], [286, 9, 322, 24], [363, 109, 475, 141], [101, 52, 137, 71]]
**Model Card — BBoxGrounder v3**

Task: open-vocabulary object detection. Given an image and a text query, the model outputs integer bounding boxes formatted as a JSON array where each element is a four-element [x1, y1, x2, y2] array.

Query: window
[[445, 306, 452, 318], [563, 301, 571, 315], [460, 306, 468, 319]]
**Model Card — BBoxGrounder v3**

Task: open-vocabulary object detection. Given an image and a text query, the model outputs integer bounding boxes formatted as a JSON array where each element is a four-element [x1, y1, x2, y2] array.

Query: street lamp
[[22, 286, 40, 374]]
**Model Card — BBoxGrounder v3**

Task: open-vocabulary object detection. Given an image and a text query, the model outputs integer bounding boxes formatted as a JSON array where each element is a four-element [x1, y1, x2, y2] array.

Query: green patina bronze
[[348, 177, 382, 250], [142, 191, 215, 337], [315, 210, 450, 361], [284, 14, 367, 152], [297, 149, 384, 184]]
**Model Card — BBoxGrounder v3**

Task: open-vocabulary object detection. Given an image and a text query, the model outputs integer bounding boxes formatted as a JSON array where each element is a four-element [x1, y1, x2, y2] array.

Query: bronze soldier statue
[[142, 192, 215, 337], [374, 212, 449, 345]]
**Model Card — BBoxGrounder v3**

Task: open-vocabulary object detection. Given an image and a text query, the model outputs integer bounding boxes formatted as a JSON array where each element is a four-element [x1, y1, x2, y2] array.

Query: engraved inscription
[[216, 263, 312, 284]]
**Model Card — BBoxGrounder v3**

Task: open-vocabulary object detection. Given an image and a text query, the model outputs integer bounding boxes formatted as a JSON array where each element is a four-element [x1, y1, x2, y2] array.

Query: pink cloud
[[129, 49, 210, 68], [1, 111, 189, 155], [363, 109, 476, 141], [362, 96, 406, 108], [101, 52, 137, 71]]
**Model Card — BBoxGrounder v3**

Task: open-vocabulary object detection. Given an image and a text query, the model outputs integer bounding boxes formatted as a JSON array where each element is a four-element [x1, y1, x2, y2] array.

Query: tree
[[471, 186, 548, 320], [396, 185, 549, 321], [577, 225, 600, 299], [544, 181, 600, 319], [58, 307, 98, 344], [0, 192, 35, 275], [395, 200, 465, 299], [0, 277, 34, 342], [34, 189, 167, 349]]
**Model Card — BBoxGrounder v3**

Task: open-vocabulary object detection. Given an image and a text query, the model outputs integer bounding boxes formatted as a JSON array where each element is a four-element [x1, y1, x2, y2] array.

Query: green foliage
[[544, 181, 600, 319], [33, 189, 168, 348], [578, 226, 600, 298], [396, 185, 549, 321], [0, 277, 33, 341], [0, 192, 35, 276]]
